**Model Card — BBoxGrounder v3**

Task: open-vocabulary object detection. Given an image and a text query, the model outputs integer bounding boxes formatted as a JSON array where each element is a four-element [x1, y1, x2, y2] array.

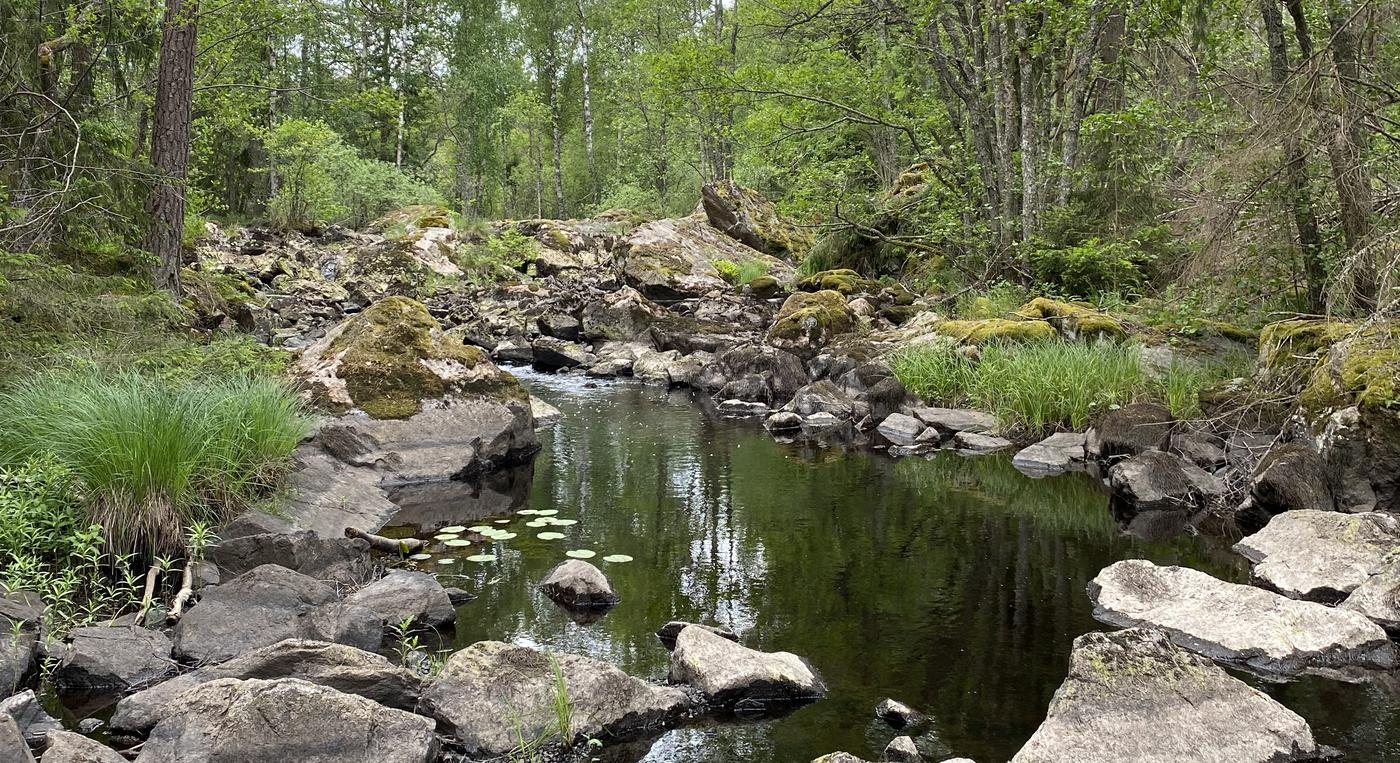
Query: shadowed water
[[386, 369, 1400, 763]]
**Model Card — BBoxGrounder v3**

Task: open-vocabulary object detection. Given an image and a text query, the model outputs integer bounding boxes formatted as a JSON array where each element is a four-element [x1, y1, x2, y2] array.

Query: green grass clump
[[0, 370, 313, 557], [713, 258, 770, 286], [892, 340, 1237, 434]]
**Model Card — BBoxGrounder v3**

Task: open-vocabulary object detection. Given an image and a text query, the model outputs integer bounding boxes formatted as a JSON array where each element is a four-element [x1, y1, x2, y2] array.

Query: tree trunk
[[575, 0, 598, 205], [1015, 15, 1039, 241], [1057, 0, 1110, 206], [1260, 0, 1325, 312], [1324, 0, 1376, 307], [543, 33, 565, 217], [143, 0, 198, 296]]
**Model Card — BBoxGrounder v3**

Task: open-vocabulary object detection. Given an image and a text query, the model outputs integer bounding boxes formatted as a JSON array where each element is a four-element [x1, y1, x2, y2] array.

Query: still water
[[386, 369, 1400, 763]]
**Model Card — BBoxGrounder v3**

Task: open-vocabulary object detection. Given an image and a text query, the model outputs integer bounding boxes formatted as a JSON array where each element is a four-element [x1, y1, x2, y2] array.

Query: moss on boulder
[[1258, 319, 1356, 379], [618, 215, 794, 302], [765, 290, 857, 358], [1298, 322, 1399, 414], [796, 269, 878, 296], [301, 296, 525, 419], [933, 318, 1057, 346], [367, 204, 453, 234], [1015, 298, 1126, 341], [700, 181, 813, 259]]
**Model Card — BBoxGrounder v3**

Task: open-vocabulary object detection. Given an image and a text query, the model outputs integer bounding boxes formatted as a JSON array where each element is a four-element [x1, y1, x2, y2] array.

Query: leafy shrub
[[266, 119, 441, 231], [0, 371, 313, 557], [954, 282, 1029, 319], [457, 229, 539, 283], [1029, 237, 1153, 298]]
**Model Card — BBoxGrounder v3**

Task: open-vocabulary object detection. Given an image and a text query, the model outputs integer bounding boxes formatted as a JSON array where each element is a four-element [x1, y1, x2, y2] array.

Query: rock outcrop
[[699, 181, 812, 258], [1013, 432, 1087, 477], [617, 215, 792, 302], [41, 730, 127, 763], [1010, 628, 1322, 763], [539, 559, 620, 609], [766, 290, 857, 359], [1234, 510, 1400, 603], [52, 626, 173, 692], [1084, 402, 1175, 466], [1087, 559, 1395, 675]]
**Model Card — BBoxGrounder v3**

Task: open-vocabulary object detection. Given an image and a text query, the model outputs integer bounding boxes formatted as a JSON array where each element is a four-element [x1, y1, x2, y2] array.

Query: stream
[[384, 368, 1400, 762]]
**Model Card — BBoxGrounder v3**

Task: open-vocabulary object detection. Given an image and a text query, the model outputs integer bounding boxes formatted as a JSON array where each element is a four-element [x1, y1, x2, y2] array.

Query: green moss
[[1258, 319, 1356, 373], [1299, 323, 1400, 413], [796, 268, 876, 295], [545, 227, 571, 250], [935, 318, 1057, 346], [766, 289, 856, 345], [1015, 297, 1127, 341]]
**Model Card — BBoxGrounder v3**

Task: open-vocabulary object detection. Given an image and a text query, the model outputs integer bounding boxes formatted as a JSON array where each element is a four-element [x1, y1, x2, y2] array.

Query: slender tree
[[144, 0, 200, 295]]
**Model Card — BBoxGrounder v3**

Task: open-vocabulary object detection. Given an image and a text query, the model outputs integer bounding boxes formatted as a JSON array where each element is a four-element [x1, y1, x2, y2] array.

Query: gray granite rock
[[1234, 510, 1400, 602]]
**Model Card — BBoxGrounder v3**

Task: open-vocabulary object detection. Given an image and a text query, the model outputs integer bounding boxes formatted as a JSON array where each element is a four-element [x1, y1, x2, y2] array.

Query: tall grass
[[891, 340, 1234, 435], [0, 370, 312, 557]]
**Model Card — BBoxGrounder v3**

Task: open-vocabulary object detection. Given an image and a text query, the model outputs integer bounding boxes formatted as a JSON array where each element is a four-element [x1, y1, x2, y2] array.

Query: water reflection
[[384, 370, 1400, 762]]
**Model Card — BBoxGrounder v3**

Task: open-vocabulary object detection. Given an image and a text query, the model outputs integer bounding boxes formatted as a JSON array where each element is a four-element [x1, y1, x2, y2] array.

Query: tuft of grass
[[713, 258, 770, 286], [0, 370, 312, 557], [549, 655, 573, 744]]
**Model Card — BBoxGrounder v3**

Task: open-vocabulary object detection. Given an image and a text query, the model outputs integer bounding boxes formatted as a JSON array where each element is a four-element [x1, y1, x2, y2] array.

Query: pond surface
[[386, 369, 1400, 763]]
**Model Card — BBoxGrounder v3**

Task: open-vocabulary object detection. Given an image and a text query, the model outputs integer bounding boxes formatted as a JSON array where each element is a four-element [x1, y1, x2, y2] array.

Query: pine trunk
[[143, 0, 198, 296]]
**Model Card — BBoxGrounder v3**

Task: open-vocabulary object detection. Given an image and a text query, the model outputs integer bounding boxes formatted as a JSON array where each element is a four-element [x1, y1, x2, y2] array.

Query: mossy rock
[[796, 269, 878, 296], [368, 204, 453, 234], [1015, 297, 1126, 341], [700, 182, 814, 259], [316, 296, 525, 419], [746, 275, 782, 299], [765, 289, 857, 358], [1258, 319, 1356, 377], [935, 318, 1057, 346], [1298, 322, 1399, 414]]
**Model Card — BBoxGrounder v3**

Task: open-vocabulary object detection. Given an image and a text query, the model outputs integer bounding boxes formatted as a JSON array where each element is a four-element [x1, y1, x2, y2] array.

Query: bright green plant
[[0, 370, 312, 557], [713, 258, 770, 286]]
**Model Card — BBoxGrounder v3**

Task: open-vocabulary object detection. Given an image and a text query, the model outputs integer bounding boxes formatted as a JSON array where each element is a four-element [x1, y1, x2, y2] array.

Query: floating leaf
[[436, 559, 456, 565], [546, 518, 578, 526], [466, 554, 497, 563], [535, 509, 559, 516], [467, 525, 492, 533], [441, 525, 466, 533], [495, 532, 518, 540], [565, 549, 596, 559], [526, 520, 548, 528], [516, 509, 539, 516], [601, 554, 633, 563], [494, 519, 512, 524], [537, 532, 565, 540], [444, 539, 473, 547], [433, 533, 460, 541], [410, 553, 432, 561]]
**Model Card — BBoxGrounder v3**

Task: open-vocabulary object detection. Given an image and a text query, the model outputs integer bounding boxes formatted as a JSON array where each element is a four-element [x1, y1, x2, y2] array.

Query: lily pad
[[565, 549, 596, 559], [466, 554, 497, 563], [495, 532, 518, 540], [494, 519, 512, 524], [526, 520, 548, 528], [444, 539, 473, 547], [601, 554, 633, 563], [535, 509, 559, 516], [441, 525, 466, 533], [537, 532, 566, 541], [545, 518, 578, 526], [516, 509, 539, 516], [433, 533, 460, 541], [467, 525, 493, 533], [436, 559, 456, 565], [409, 553, 432, 561]]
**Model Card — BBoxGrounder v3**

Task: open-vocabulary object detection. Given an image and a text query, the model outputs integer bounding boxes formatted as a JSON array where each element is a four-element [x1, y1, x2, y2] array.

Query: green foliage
[[713, 258, 770, 285], [954, 282, 1030, 319], [266, 119, 441, 231], [458, 229, 538, 282], [0, 370, 313, 557], [1028, 237, 1154, 298]]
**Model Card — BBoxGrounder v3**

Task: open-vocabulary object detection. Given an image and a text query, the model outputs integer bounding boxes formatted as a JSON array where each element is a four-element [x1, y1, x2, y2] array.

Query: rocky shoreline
[[4, 191, 1398, 762]]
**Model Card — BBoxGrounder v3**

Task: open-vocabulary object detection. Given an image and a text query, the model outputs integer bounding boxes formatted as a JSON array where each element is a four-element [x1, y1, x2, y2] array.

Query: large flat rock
[[1011, 628, 1322, 763], [668, 625, 826, 708], [1088, 559, 1395, 675], [133, 677, 437, 762], [423, 641, 691, 756], [1234, 510, 1400, 602]]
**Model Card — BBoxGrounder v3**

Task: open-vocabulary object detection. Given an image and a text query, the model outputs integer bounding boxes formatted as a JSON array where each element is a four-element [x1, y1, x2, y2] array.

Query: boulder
[[133, 677, 437, 763], [699, 181, 812, 258], [697, 345, 808, 406], [1014, 298, 1126, 342], [882, 736, 922, 762], [539, 560, 619, 609], [173, 564, 382, 664], [53, 626, 173, 691], [718, 399, 770, 416], [295, 297, 537, 483], [783, 380, 856, 419], [1087, 559, 1395, 675], [1084, 402, 1175, 465], [1012, 432, 1086, 477], [668, 625, 825, 707], [537, 312, 581, 340], [230, 446, 399, 540], [1234, 510, 1400, 603], [1108, 451, 1223, 513], [1169, 431, 1227, 470], [812, 754, 869, 763], [875, 698, 926, 730], [655, 621, 739, 651], [112, 639, 420, 736], [765, 290, 857, 359], [911, 407, 997, 435], [531, 396, 563, 425], [932, 318, 1057, 346], [618, 215, 791, 302], [38, 731, 125, 763], [1009, 628, 1322, 763], [877, 413, 928, 446], [0, 717, 32, 763], [764, 411, 804, 432], [531, 337, 592, 371], [634, 349, 683, 385], [424, 641, 690, 756], [0, 591, 41, 694], [952, 431, 1013, 454], [0, 689, 60, 746], [492, 336, 534, 364], [580, 287, 662, 341], [1340, 563, 1400, 632], [1237, 442, 1334, 533], [803, 412, 844, 431], [795, 269, 877, 296], [207, 530, 372, 586], [345, 570, 455, 629]]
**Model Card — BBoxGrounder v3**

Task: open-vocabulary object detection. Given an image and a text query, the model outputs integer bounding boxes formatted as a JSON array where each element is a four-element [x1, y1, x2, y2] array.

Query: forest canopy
[[2, 0, 1397, 316]]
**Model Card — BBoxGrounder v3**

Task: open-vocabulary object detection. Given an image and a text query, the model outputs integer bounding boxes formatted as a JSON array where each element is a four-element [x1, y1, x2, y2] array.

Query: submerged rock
[[764, 411, 804, 432], [345, 569, 455, 629], [1088, 559, 1395, 675], [37, 731, 125, 763], [1010, 628, 1322, 763], [656, 621, 739, 651], [0, 716, 32, 763], [539, 560, 620, 609], [1012, 432, 1086, 477], [911, 407, 997, 435], [424, 641, 690, 756], [668, 625, 825, 708], [952, 431, 1013, 455], [133, 677, 437, 763], [173, 564, 381, 664], [1234, 510, 1400, 602], [53, 625, 173, 692], [112, 639, 421, 736], [875, 698, 926, 730]]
